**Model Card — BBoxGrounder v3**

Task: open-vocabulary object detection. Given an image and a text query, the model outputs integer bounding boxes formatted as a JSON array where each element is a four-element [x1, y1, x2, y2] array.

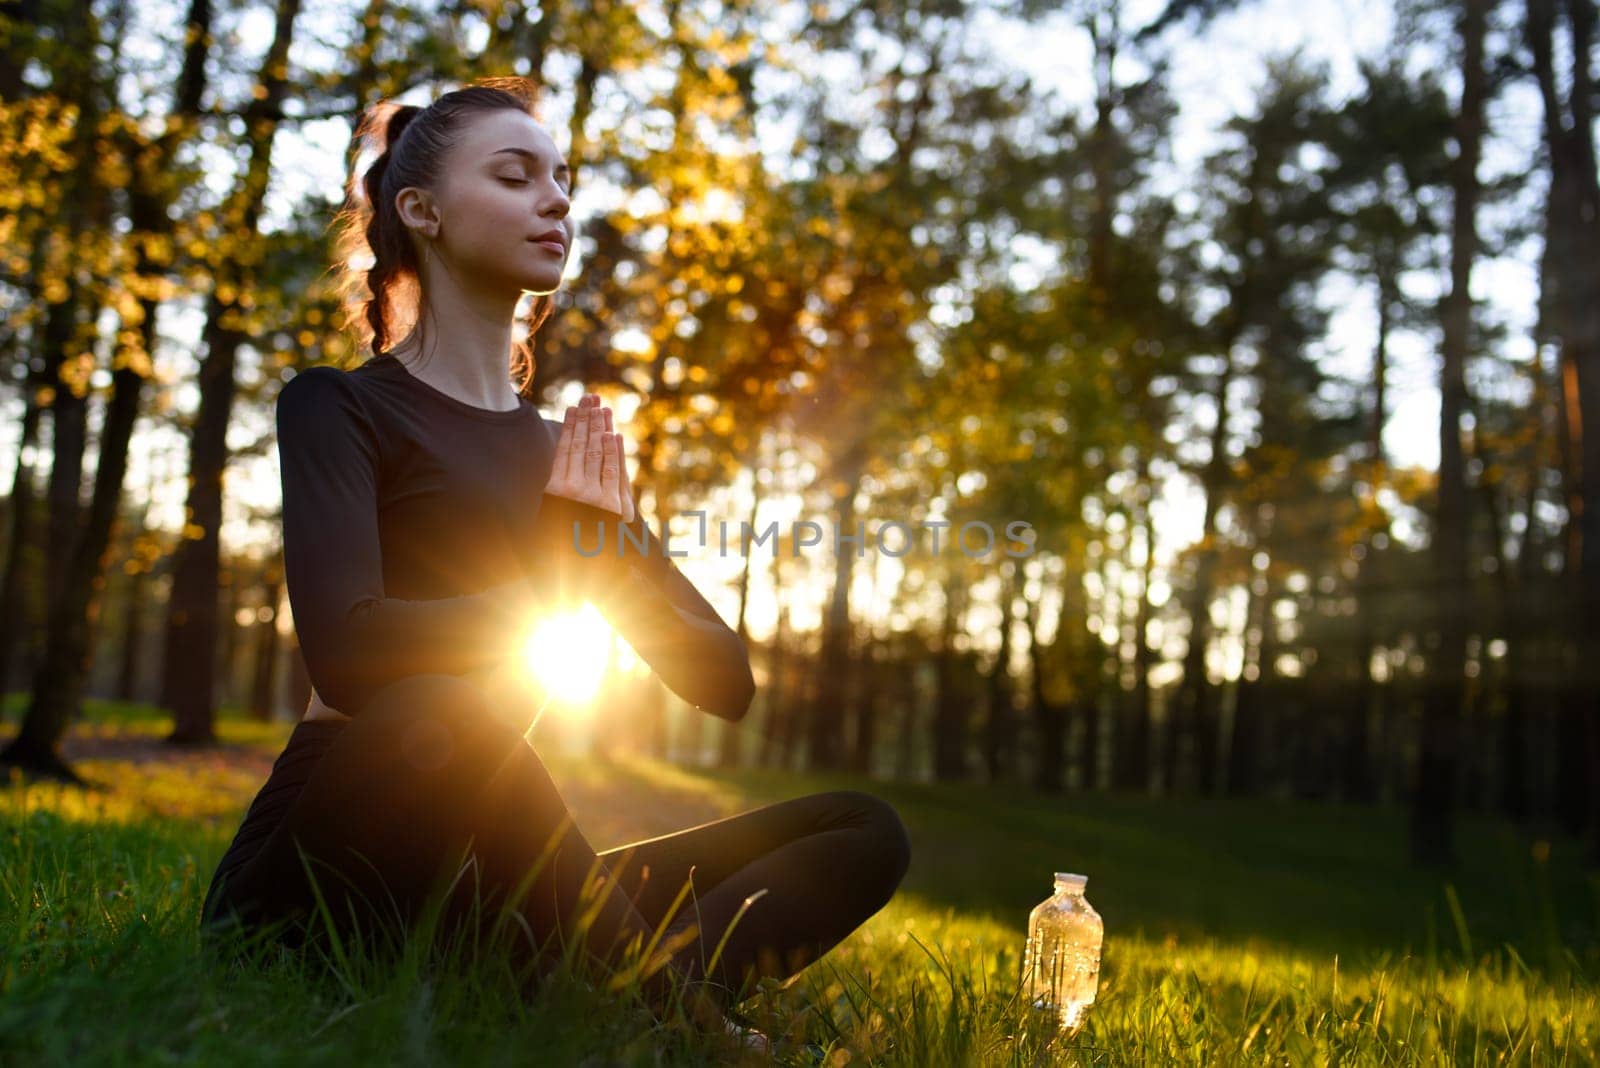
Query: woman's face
[[409, 109, 575, 297]]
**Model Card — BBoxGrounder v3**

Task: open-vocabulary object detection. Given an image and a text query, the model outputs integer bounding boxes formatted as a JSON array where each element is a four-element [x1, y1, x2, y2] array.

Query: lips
[[529, 233, 567, 254]]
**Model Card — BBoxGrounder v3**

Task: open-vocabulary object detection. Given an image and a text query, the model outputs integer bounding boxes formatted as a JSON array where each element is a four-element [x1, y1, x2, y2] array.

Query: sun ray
[[521, 604, 614, 708]]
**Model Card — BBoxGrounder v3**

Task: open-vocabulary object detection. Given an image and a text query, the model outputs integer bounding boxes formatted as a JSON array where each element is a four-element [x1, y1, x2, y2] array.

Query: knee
[[836, 790, 912, 891]]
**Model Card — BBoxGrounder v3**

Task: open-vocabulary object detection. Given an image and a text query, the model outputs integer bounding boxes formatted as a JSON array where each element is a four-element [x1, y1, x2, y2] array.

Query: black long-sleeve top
[[276, 351, 755, 723], [202, 350, 754, 931]]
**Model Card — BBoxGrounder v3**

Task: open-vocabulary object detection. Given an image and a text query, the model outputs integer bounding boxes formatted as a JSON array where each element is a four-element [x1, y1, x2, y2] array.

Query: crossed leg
[[595, 788, 914, 1004], [207, 674, 910, 1023]]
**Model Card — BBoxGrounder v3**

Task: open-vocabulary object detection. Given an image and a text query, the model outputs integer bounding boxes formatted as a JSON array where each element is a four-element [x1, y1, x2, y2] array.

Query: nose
[[542, 184, 571, 221]]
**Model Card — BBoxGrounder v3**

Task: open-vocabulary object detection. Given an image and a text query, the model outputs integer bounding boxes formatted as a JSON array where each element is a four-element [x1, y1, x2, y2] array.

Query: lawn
[[2, 700, 1598, 1065]]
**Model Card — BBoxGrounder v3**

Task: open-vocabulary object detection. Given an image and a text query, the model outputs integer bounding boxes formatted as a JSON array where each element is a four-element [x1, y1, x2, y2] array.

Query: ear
[[394, 185, 441, 239]]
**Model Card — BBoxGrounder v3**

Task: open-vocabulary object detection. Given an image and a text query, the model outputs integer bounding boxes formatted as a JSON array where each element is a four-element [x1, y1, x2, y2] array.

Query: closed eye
[[502, 176, 571, 194]]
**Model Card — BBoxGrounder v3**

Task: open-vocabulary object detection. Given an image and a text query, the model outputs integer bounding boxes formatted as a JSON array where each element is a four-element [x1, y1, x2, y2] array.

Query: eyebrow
[[490, 147, 571, 177]]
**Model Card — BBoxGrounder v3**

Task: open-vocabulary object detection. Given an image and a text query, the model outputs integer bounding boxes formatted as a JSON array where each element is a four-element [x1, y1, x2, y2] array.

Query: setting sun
[[521, 604, 614, 707]]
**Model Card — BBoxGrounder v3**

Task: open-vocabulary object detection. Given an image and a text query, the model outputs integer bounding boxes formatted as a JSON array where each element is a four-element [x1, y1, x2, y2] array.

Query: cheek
[[458, 185, 532, 229], [451, 191, 537, 259], [487, 188, 535, 228]]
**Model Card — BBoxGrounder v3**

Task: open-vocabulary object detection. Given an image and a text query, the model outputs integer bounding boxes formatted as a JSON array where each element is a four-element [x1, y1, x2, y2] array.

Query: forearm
[[295, 496, 628, 717], [592, 564, 756, 723], [296, 576, 540, 716]]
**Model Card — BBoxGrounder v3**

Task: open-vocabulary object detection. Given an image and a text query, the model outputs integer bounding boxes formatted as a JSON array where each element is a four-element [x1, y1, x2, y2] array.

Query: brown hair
[[328, 75, 563, 395]]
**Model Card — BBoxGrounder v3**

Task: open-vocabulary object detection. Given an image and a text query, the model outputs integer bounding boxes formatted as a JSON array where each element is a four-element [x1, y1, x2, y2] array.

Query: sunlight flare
[[521, 604, 613, 707]]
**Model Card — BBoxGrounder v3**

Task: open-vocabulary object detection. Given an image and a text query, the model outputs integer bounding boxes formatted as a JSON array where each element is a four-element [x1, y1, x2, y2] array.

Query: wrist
[[533, 493, 653, 582]]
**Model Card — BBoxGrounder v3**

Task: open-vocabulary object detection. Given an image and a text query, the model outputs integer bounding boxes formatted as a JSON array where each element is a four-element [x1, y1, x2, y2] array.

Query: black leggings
[[202, 674, 912, 1016]]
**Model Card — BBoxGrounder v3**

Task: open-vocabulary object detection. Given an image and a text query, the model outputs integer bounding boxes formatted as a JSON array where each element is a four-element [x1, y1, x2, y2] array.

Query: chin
[[520, 276, 563, 296], [498, 262, 562, 295]]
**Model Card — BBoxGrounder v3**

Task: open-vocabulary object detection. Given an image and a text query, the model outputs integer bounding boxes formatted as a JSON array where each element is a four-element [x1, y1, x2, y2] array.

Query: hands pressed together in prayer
[[464, 390, 636, 739], [547, 391, 635, 523]]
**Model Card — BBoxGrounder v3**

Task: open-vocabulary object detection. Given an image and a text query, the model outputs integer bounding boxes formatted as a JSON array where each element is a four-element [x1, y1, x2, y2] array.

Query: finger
[[600, 430, 620, 503], [610, 428, 626, 479], [603, 405, 614, 433], [553, 404, 578, 485], [583, 404, 605, 487], [606, 428, 634, 524], [613, 433, 636, 523], [570, 396, 593, 483], [601, 431, 627, 518]]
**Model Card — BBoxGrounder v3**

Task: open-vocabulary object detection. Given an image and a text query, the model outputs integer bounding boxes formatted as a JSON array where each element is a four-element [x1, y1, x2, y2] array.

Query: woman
[[197, 76, 912, 1048]]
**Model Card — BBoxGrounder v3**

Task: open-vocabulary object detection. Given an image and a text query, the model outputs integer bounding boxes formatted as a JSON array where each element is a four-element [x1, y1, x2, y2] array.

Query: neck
[[390, 266, 523, 409]]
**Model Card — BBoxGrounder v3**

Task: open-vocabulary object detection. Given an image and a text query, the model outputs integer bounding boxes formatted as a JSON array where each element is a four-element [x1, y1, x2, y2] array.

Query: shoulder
[[275, 364, 380, 446], [279, 363, 354, 401]]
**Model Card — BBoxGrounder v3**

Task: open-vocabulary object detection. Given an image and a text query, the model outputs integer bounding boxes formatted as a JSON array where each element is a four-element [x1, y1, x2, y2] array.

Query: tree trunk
[[1227, 550, 1271, 797], [1412, 0, 1486, 866], [113, 555, 149, 703], [1499, 213, 1561, 821], [809, 457, 863, 771], [1027, 581, 1066, 793], [163, 0, 303, 746], [248, 563, 283, 721], [43, 322, 90, 630], [1530, 0, 1600, 840], [983, 560, 1018, 782], [894, 653, 920, 780], [218, 567, 242, 709], [759, 546, 792, 769], [0, 364, 46, 703], [3, 337, 147, 779], [162, 313, 238, 745], [932, 576, 971, 782], [716, 465, 763, 768], [1347, 263, 1397, 805], [1175, 342, 1234, 796], [849, 548, 891, 776], [1072, 596, 1102, 793], [1131, 463, 1156, 792], [0, 0, 113, 777]]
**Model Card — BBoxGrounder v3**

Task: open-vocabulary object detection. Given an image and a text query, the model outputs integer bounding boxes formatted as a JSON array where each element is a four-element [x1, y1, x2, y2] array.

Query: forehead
[[456, 109, 562, 161]]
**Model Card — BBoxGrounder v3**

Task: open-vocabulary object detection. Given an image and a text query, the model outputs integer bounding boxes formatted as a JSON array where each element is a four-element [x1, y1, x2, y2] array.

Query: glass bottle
[[1021, 871, 1103, 1036]]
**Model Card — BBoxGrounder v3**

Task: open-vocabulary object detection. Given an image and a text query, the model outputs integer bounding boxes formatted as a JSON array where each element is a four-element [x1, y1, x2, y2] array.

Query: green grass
[[2, 698, 1599, 1064]]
